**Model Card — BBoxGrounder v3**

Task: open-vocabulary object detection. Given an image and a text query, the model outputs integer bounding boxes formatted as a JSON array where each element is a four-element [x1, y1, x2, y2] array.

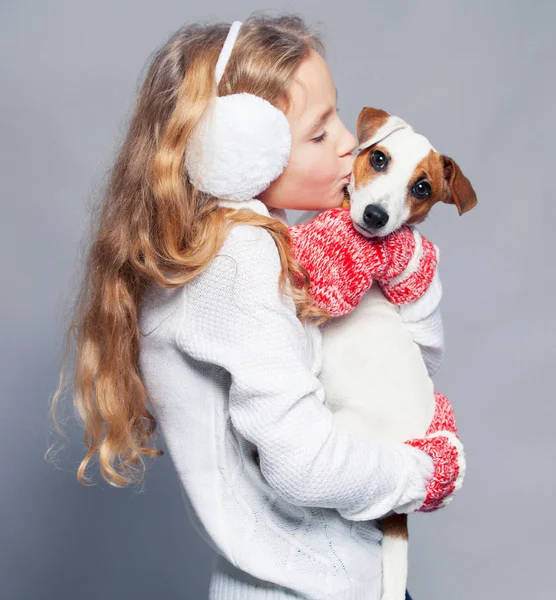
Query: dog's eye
[[412, 180, 432, 199], [370, 150, 389, 170]]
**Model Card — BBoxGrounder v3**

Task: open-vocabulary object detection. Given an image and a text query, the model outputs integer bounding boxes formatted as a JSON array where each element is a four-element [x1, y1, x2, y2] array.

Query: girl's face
[[258, 50, 357, 212]]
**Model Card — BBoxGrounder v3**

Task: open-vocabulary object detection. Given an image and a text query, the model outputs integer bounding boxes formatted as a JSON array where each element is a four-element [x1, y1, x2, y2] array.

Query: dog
[[320, 107, 477, 600]]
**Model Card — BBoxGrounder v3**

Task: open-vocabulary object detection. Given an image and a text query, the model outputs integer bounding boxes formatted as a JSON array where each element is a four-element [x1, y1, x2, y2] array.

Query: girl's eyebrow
[[308, 88, 338, 135]]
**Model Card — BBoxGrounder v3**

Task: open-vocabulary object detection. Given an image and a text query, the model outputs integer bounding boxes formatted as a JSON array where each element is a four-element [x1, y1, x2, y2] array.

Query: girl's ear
[[441, 155, 478, 215]]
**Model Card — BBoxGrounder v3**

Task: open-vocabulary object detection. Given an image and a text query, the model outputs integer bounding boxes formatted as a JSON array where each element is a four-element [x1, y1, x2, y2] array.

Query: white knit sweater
[[138, 199, 440, 599]]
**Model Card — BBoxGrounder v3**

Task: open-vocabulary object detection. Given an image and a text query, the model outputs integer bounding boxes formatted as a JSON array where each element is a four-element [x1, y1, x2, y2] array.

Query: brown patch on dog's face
[[405, 150, 478, 224], [356, 107, 391, 146], [405, 150, 446, 225], [353, 145, 392, 190]]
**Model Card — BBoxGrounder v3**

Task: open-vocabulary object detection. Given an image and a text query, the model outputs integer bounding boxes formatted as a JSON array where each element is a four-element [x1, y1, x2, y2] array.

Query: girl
[[49, 13, 463, 600]]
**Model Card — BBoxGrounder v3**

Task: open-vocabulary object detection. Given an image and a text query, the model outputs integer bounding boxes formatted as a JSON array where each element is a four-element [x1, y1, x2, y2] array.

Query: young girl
[[49, 13, 463, 600]]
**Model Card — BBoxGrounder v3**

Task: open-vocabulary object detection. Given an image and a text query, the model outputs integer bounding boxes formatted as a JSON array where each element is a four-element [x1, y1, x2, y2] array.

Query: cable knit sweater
[[138, 199, 440, 600]]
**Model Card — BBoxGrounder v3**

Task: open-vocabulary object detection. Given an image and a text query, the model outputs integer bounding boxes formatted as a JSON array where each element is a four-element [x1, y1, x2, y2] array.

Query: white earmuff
[[184, 20, 292, 202]]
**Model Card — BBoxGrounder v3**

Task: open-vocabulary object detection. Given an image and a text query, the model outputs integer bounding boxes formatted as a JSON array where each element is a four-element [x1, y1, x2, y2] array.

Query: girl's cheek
[[301, 162, 326, 186], [292, 152, 317, 182], [292, 143, 336, 187]]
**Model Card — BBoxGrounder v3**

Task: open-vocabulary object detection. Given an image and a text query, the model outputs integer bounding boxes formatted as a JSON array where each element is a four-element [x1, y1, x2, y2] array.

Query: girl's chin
[[306, 186, 347, 210], [323, 192, 346, 209], [275, 188, 347, 212], [328, 187, 349, 208]]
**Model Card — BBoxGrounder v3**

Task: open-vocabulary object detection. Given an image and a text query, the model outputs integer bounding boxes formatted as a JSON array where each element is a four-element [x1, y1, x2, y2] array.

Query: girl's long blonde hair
[[47, 13, 331, 489]]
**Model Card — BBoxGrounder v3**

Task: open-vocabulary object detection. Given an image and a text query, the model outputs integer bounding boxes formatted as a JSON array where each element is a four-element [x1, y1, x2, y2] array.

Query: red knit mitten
[[426, 391, 459, 437], [379, 228, 438, 306], [288, 207, 438, 316], [403, 392, 466, 512]]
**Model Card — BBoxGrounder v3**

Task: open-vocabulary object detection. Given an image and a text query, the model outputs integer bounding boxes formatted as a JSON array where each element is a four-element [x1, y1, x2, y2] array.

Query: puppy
[[322, 107, 477, 600]]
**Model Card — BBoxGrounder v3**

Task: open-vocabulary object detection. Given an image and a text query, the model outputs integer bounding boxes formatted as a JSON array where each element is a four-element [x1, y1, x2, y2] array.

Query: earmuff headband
[[184, 19, 292, 202], [214, 21, 243, 86]]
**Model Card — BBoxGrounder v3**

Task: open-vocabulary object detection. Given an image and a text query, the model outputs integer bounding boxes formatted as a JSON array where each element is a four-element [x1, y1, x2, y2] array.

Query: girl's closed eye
[[311, 107, 339, 143], [312, 131, 328, 143]]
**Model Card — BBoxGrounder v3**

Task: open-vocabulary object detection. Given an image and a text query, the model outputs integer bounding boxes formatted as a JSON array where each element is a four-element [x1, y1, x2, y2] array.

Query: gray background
[[1, 0, 554, 598]]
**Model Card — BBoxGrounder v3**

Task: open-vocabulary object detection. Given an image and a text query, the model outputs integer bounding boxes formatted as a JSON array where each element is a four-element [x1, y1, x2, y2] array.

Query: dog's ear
[[357, 108, 412, 151], [357, 108, 391, 146], [441, 155, 478, 215]]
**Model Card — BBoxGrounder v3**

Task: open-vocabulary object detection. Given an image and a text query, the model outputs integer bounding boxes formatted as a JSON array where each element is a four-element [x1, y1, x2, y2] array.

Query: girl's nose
[[343, 129, 357, 157], [349, 131, 357, 151]]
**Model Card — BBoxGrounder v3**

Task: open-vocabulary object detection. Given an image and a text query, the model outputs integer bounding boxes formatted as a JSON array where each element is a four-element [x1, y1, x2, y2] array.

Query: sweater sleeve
[[176, 224, 434, 521], [397, 263, 445, 376]]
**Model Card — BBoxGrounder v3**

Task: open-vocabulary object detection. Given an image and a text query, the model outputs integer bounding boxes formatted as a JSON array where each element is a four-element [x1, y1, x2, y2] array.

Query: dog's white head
[[347, 108, 477, 238]]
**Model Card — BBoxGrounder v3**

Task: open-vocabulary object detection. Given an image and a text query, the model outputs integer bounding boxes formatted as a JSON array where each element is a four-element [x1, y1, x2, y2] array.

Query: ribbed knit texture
[[138, 199, 438, 599], [379, 231, 438, 305], [404, 392, 466, 512], [287, 204, 462, 513], [397, 272, 444, 376], [209, 554, 382, 599], [288, 207, 438, 317], [290, 207, 445, 377]]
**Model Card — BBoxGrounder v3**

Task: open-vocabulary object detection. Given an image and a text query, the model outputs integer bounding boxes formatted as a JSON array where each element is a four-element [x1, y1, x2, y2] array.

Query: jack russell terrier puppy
[[320, 107, 477, 600]]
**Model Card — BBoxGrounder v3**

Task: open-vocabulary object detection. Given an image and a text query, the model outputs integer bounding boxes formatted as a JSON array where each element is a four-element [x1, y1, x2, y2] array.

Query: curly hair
[[46, 12, 331, 489]]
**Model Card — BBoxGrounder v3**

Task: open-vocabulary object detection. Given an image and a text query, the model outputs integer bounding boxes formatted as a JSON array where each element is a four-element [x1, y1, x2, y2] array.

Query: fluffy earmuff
[[184, 20, 292, 202], [185, 93, 291, 201]]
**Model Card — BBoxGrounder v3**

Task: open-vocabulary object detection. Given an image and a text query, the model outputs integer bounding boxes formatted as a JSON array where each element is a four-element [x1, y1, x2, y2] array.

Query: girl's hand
[[288, 207, 437, 317], [426, 391, 459, 437], [403, 392, 466, 512]]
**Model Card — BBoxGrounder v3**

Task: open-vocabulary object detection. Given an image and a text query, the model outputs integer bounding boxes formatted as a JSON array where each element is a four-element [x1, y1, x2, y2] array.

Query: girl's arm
[[177, 223, 434, 521], [288, 208, 444, 374], [288, 207, 438, 316], [398, 268, 445, 376]]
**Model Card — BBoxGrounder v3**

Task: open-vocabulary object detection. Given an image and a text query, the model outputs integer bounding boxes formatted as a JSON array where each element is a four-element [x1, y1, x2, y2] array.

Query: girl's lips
[[342, 173, 352, 182]]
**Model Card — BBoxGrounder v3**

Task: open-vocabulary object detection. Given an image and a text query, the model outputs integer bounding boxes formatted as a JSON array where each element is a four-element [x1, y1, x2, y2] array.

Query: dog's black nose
[[363, 204, 389, 229]]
